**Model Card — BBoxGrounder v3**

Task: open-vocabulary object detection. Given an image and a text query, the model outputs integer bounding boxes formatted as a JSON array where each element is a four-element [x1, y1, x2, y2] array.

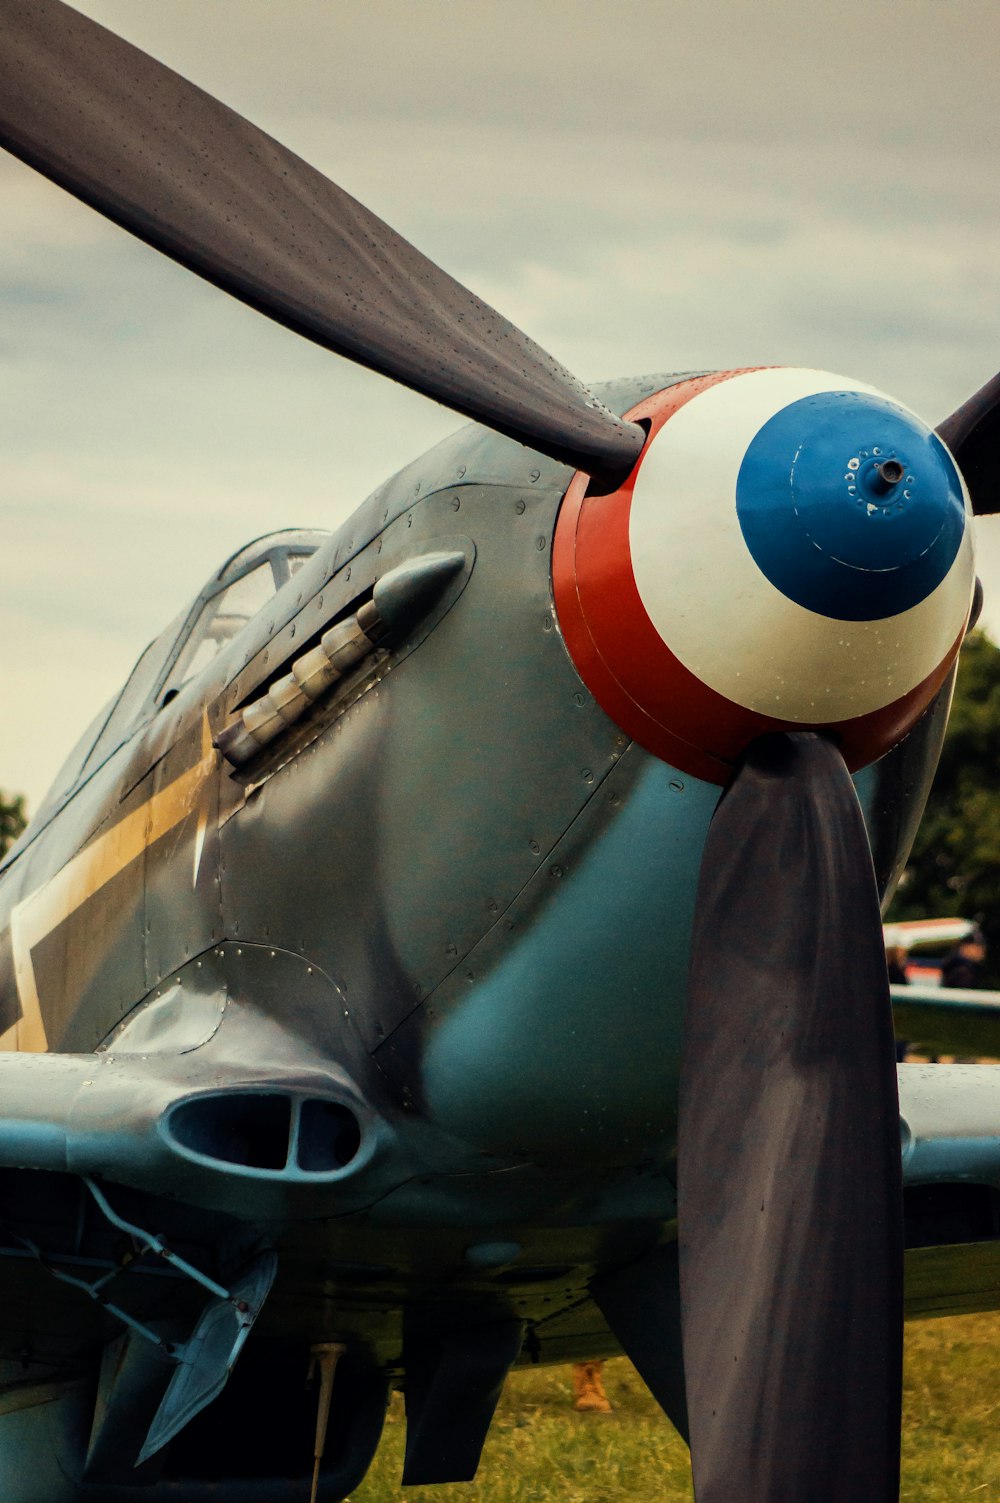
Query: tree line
[[886, 629, 1000, 985], [0, 791, 26, 861]]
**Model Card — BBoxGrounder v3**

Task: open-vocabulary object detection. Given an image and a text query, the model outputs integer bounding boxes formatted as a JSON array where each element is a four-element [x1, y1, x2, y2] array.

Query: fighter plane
[[3, 2, 1000, 1500]]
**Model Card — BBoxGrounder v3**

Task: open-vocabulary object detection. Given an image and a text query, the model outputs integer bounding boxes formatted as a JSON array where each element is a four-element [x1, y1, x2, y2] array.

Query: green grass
[[901, 1313, 1000, 1497], [351, 1312, 1000, 1501]]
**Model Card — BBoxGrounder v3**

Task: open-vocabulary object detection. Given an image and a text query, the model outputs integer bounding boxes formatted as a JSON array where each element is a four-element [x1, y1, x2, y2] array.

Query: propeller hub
[[552, 367, 975, 784], [737, 389, 965, 619]]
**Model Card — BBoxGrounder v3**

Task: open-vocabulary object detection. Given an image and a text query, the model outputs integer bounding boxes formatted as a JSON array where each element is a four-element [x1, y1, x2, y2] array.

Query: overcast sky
[[3, 0, 1000, 808]]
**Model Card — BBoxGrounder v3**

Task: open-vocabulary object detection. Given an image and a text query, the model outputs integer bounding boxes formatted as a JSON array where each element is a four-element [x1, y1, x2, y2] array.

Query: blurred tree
[[0, 790, 27, 860], [887, 631, 1000, 985]]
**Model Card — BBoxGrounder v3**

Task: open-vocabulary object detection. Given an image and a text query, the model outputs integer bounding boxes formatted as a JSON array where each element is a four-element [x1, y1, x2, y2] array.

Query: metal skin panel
[[401, 1314, 525, 1483], [254, 1211, 672, 1375], [30, 862, 145, 1050], [375, 746, 719, 1162], [144, 726, 222, 995], [592, 1242, 689, 1440], [219, 482, 627, 1051], [220, 535, 473, 732], [220, 538, 475, 787], [0, 748, 150, 1052]]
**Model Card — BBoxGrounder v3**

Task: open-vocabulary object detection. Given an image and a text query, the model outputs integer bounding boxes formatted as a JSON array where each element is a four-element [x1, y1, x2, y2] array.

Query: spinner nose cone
[[552, 368, 975, 785], [737, 388, 966, 623]]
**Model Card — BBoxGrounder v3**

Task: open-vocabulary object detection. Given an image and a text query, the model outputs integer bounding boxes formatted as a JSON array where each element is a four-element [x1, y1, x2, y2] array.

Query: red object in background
[[907, 962, 944, 985]]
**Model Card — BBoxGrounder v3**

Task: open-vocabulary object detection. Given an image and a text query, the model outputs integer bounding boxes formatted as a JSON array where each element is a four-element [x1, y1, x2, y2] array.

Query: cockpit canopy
[[160, 529, 326, 702], [23, 529, 330, 842]]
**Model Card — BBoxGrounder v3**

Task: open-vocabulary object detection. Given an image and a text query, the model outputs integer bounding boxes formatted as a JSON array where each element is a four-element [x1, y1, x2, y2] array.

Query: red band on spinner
[[552, 373, 966, 785]]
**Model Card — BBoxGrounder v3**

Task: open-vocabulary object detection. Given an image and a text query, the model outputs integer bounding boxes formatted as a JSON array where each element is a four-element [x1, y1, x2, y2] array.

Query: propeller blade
[[678, 732, 903, 1503], [0, 0, 645, 483], [937, 371, 1000, 515]]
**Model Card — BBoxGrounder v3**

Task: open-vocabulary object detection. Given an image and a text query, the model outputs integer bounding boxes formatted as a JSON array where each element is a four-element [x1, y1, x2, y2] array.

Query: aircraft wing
[[0, 1044, 406, 1218], [900, 1063, 1000, 1316], [0, 1042, 414, 1474], [883, 918, 974, 952], [892, 983, 1000, 1059]]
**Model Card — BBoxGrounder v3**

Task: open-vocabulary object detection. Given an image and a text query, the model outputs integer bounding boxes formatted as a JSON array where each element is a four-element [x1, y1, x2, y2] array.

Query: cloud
[[2, 0, 999, 804]]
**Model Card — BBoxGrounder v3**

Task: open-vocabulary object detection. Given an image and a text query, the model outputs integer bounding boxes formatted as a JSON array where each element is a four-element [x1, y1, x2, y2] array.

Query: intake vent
[[165, 1091, 363, 1177], [297, 1098, 362, 1171]]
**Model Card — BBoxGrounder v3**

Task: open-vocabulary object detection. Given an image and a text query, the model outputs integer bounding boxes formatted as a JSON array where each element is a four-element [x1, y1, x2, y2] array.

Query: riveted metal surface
[[219, 484, 624, 1050], [373, 745, 720, 1161], [35, 863, 145, 1051], [27, 767, 150, 1051], [189, 942, 373, 1089], [256, 1208, 671, 1370], [223, 557, 377, 718], [219, 535, 475, 796], [0, 738, 145, 1048], [144, 728, 222, 997], [204, 374, 688, 724]]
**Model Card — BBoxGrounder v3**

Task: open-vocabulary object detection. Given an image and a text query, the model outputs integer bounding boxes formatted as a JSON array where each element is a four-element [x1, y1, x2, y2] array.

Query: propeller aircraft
[[3, 3, 1000, 1500]]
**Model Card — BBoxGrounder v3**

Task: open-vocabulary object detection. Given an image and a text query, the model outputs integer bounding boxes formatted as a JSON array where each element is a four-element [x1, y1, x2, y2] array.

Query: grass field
[[352, 1312, 1000, 1500]]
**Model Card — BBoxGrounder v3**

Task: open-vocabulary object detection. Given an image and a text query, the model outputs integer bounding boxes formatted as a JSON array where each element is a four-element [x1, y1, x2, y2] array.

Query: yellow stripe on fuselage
[[2, 717, 217, 1053]]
